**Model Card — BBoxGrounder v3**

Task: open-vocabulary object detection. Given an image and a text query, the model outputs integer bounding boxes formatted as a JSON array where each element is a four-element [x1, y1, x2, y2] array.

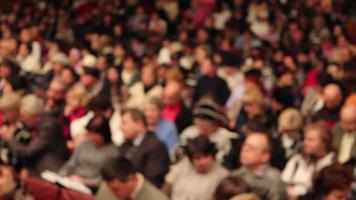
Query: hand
[[0, 125, 16, 142], [69, 175, 83, 183]]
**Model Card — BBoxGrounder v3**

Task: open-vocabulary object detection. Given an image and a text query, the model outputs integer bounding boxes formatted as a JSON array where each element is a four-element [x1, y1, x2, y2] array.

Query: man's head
[[340, 105, 356, 133], [121, 108, 147, 141], [323, 83, 343, 109], [46, 78, 67, 103], [143, 97, 163, 127], [102, 157, 138, 199], [19, 94, 44, 128], [240, 133, 271, 171], [200, 57, 216, 76], [80, 67, 100, 89], [185, 136, 217, 174], [162, 81, 182, 107]]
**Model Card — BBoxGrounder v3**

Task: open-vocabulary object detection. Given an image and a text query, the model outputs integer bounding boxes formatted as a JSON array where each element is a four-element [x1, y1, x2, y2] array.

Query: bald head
[[162, 81, 182, 106], [323, 83, 342, 109], [340, 105, 356, 132]]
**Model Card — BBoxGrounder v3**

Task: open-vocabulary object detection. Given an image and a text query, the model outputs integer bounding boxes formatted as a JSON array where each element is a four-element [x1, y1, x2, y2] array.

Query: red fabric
[[303, 68, 318, 91], [162, 104, 181, 122], [24, 177, 94, 200], [62, 107, 87, 139]]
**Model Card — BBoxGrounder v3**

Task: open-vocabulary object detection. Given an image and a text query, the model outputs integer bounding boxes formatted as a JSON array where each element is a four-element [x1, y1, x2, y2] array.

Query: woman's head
[[303, 123, 333, 157], [242, 88, 266, 119], [141, 65, 157, 87], [86, 114, 112, 146], [66, 85, 89, 109]]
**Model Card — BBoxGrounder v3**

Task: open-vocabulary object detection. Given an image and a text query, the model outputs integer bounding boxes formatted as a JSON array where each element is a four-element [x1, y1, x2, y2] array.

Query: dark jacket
[[174, 102, 193, 134], [119, 133, 170, 187], [8, 115, 68, 176]]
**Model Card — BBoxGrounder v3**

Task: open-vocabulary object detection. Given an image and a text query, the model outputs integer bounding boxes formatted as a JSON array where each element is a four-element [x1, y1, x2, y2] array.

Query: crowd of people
[[0, 0, 355, 200]]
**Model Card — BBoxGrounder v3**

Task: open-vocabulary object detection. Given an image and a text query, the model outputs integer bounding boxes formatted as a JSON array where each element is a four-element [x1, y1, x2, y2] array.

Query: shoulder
[[142, 133, 167, 150], [138, 180, 169, 200]]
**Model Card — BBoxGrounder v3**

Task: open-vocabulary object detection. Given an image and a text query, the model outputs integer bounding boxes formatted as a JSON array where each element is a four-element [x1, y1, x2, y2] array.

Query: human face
[[121, 113, 140, 140], [61, 69, 76, 86], [0, 65, 11, 78], [192, 154, 214, 174], [47, 81, 65, 101], [106, 177, 135, 198], [194, 118, 217, 136], [66, 93, 80, 109], [87, 131, 104, 147], [80, 74, 96, 88], [243, 102, 263, 119], [240, 134, 269, 169], [303, 129, 325, 156], [141, 68, 155, 87], [143, 103, 161, 126], [323, 189, 350, 200]]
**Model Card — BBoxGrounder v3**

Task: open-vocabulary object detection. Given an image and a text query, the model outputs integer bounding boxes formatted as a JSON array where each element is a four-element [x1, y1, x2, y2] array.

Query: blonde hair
[[67, 85, 89, 107], [242, 88, 265, 107], [0, 92, 22, 112], [278, 108, 303, 132]]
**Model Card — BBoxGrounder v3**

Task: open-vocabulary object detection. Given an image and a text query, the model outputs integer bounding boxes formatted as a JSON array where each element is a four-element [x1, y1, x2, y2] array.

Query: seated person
[[143, 97, 178, 155], [59, 115, 118, 189], [298, 164, 353, 200], [96, 157, 169, 200], [179, 98, 238, 164], [2, 94, 68, 176], [282, 123, 335, 199], [162, 136, 229, 200], [119, 108, 170, 187], [232, 132, 287, 200]]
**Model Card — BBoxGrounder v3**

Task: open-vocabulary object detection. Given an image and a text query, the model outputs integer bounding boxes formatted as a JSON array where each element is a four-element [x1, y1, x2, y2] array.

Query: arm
[[8, 134, 48, 159]]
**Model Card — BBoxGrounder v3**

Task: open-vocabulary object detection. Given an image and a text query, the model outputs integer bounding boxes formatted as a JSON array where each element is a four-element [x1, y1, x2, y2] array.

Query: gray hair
[[20, 94, 44, 116], [144, 97, 163, 110]]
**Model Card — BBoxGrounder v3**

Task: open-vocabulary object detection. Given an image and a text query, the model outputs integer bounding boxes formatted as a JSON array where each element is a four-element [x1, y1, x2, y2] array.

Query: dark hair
[[184, 136, 218, 161], [1, 58, 20, 74], [83, 66, 100, 78], [6, 76, 27, 91], [214, 176, 251, 200], [86, 114, 112, 144], [102, 157, 136, 182], [87, 95, 113, 112], [312, 164, 353, 199], [63, 66, 79, 83], [121, 108, 147, 127]]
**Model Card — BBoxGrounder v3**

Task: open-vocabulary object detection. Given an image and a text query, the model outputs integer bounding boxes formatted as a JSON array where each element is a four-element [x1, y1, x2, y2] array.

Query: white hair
[[20, 94, 44, 116]]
